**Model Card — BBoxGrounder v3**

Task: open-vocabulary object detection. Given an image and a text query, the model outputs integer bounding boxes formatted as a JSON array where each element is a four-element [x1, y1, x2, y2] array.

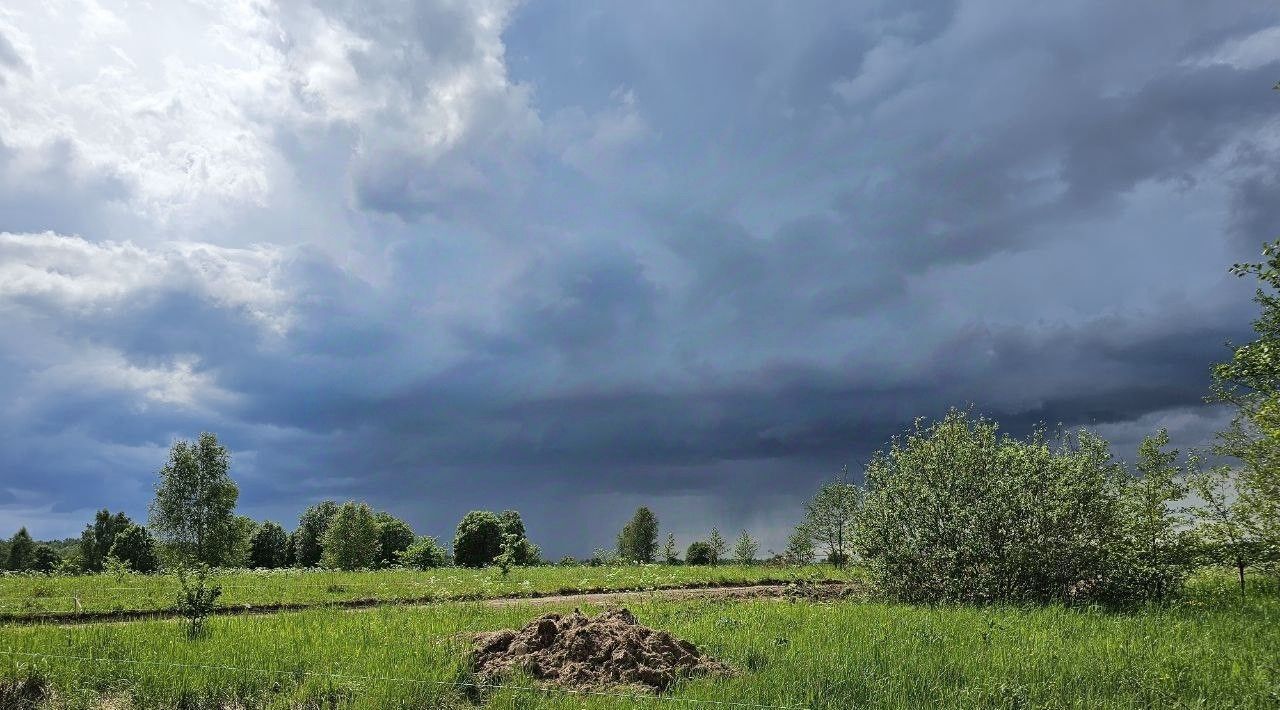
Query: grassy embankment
[[0, 571, 1276, 708], [0, 565, 855, 620]]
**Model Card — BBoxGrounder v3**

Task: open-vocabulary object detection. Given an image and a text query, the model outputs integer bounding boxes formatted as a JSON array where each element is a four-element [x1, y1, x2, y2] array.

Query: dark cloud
[[1, 1, 1277, 554]]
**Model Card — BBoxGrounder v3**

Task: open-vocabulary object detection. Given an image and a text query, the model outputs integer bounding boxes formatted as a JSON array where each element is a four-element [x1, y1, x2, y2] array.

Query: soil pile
[[471, 608, 732, 692]]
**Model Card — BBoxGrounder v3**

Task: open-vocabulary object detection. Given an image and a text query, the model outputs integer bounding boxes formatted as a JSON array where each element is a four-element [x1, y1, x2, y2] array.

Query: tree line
[[0, 433, 543, 574], [3, 241, 1279, 606]]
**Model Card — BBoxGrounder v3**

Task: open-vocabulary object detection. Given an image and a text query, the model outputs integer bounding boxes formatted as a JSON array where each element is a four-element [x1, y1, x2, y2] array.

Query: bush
[[397, 536, 448, 570], [321, 502, 381, 571], [686, 541, 715, 565], [558, 555, 579, 566], [175, 565, 222, 638], [857, 409, 1166, 606], [109, 525, 160, 573], [453, 511, 503, 567]]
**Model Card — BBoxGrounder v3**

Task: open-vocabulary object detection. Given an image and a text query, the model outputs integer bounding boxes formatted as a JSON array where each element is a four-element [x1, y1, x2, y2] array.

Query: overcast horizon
[[1, 1, 1278, 557]]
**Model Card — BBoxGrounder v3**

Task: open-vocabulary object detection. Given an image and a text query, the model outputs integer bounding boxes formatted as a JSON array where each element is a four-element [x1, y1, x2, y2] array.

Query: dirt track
[[3, 580, 850, 628]]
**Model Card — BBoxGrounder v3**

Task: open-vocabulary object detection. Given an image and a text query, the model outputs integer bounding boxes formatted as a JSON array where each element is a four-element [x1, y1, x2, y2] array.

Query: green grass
[[0, 572, 1277, 709], [0, 565, 853, 619]]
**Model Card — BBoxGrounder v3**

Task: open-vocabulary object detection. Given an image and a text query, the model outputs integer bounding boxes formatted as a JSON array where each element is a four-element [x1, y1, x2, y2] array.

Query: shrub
[[453, 511, 503, 567], [109, 524, 160, 573], [686, 541, 715, 565], [321, 502, 381, 571], [396, 536, 448, 570], [558, 555, 579, 566], [175, 565, 222, 638], [857, 409, 1163, 606]]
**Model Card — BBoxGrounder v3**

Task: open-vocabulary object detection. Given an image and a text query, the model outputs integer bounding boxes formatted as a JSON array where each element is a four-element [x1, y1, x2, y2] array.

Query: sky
[[0, 1, 1277, 557]]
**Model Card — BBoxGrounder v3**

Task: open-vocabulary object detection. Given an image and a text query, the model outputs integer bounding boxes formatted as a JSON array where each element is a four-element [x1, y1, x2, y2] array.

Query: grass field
[[0, 571, 1277, 708], [0, 565, 853, 620]]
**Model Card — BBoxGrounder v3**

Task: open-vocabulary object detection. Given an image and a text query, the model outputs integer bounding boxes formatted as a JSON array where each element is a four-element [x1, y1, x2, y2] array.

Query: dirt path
[[3, 581, 849, 628]]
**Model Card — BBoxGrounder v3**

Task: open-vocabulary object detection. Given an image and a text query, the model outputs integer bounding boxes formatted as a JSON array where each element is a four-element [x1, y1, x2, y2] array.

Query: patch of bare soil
[[471, 608, 733, 693]]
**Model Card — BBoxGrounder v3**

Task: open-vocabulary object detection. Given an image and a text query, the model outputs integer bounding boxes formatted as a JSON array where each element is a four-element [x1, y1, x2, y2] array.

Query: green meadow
[[1, 570, 1276, 709]]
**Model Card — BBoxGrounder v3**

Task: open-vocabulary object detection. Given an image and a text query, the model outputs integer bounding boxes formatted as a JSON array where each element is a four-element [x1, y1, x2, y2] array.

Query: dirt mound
[[471, 607, 732, 693]]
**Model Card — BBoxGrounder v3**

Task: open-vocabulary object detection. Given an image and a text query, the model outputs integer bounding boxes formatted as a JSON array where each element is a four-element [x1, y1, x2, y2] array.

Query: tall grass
[[0, 571, 1276, 708], [0, 564, 853, 619]]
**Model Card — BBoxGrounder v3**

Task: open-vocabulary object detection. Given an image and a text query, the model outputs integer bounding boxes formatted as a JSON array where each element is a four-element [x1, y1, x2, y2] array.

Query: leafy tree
[[149, 433, 239, 566], [617, 507, 660, 563], [1210, 241, 1280, 571], [707, 527, 726, 565], [1188, 460, 1263, 595], [733, 529, 759, 565], [79, 509, 133, 573], [212, 515, 256, 568], [663, 533, 680, 564], [453, 511, 504, 567], [248, 521, 290, 569], [803, 466, 862, 567], [5, 528, 35, 571], [1123, 429, 1193, 600], [497, 510, 540, 565], [397, 536, 448, 569], [109, 524, 159, 573], [495, 531, 520, 577], [857, 410, 1147, 605], [321, 502, 381, 571], [294, 500, 339, 567], [284, 530, 298, 567], [685, 541, 715, 565], [374, 512, 416, 568], [785, 524, 815, 565], [31, 546, 62, 573]]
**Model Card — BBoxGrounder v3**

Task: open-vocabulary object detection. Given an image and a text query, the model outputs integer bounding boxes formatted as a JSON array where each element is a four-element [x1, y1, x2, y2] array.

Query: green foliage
[[149, 432, 240, 566], [174, 565, 222, 638], [494, 532, 519, 577], [496, 510, 540, 565], [79, 509, 132, 573], [5, 528, 35, 571], [373, 512, 416, 568], [1188, 461, 1267, 593], [294, 500, 339, 568], [733, 529, 759, 565], [804, 466, 862, 567], [617, 507, 660, 563], [30, 546, 61, 573], [1210, 240, 1280, 572], [248, 521, 290, 569], [103, 555, 133, 581], [321, 502, 381, 571], [663, 532, 679, 564], [858, 409, 1163, 605], [707, 527, 726, 565], [1121, 429, 1194, 600], [396, 536, 448, 570], [109, 525, 159, 573], [686, 540, 715, 565], [785, 524, 815, 565], [452, 511, 503, 567]]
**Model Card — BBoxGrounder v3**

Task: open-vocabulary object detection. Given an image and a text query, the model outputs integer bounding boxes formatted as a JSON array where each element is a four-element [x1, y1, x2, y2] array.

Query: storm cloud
[[0, 0, 1276, 555]]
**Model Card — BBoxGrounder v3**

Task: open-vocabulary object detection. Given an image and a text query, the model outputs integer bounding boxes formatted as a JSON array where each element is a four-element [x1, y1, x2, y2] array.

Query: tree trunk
[[1237, 557, 1247, 598]]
